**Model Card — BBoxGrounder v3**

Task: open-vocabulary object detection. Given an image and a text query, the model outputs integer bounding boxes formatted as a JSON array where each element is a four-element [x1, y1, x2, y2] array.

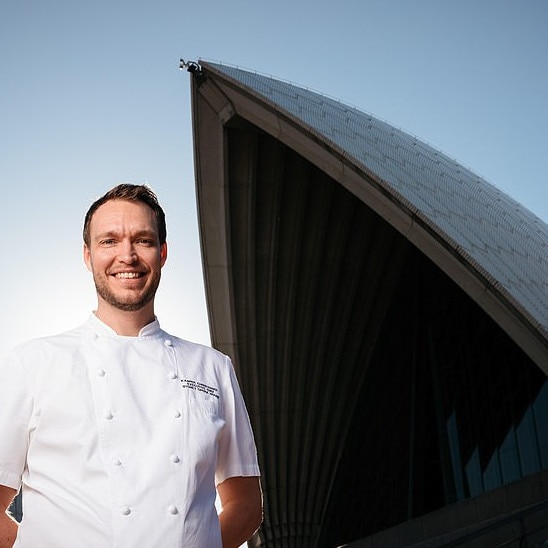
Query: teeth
[[115, 272, 141, 279]]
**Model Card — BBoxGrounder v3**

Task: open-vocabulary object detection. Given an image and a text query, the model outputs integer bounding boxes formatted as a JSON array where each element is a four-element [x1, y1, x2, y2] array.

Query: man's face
[[83, 199, 167, 313]]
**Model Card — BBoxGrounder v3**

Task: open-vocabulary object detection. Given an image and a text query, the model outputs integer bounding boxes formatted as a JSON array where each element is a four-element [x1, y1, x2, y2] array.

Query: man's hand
[[217, 476, 262, 548], [0, 486, 17, 548]]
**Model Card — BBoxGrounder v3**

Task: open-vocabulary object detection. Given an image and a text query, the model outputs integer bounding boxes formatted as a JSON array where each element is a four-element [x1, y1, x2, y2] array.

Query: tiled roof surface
[[204, 61, 548, 336]]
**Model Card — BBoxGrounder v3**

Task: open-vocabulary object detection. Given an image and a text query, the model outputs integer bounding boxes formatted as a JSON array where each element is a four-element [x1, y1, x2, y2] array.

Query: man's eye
[[137, 238, 154, 245], [100, 239, 116, 245]]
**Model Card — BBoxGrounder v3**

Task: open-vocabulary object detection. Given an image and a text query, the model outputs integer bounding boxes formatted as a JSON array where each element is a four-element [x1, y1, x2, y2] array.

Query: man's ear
[[83, 244, 92, 272], [160, 242, 168, 267]]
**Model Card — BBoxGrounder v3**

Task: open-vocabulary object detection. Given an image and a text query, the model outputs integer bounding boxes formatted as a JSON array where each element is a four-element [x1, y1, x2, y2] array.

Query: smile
[[113, 272, 144, 279]]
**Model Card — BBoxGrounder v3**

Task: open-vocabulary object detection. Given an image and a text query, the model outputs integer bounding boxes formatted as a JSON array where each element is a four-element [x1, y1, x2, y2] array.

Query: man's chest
[[28, 340, 225, 472]]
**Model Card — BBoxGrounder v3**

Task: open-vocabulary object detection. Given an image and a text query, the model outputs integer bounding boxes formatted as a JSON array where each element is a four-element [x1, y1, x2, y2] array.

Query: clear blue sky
[[1, 0, 547, 359]]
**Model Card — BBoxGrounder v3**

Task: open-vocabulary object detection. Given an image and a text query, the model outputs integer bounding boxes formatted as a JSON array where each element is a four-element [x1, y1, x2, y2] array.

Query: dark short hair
[[83, 183, 167, 246]]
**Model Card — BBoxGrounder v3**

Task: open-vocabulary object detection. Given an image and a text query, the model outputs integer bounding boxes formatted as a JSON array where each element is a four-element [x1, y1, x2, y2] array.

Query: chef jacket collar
[[87, 312, 162, 339]]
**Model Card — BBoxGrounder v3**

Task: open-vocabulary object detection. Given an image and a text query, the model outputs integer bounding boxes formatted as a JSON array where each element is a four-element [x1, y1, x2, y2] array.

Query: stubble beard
[[93, 271, 161, 312]]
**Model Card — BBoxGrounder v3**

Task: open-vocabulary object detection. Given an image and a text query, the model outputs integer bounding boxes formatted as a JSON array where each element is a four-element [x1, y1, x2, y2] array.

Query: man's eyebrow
[[94, 230, 118, 241], [133, 229, 159, 239], [93, 229, 158, 240]]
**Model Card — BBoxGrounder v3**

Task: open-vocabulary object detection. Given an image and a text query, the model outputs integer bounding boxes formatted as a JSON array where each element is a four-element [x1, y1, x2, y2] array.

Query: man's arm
[[217, 476, 262, 548], [0, 485, 17, 548]]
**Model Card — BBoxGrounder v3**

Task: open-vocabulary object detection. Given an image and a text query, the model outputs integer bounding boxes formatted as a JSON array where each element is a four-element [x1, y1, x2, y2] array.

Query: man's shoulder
[[165, 333, 232, 369], [168, 334, 225, 358]]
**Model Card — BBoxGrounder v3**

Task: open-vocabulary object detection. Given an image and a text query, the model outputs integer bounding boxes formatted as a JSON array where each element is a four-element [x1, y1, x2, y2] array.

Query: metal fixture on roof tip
[[179, 59, 202, 74]]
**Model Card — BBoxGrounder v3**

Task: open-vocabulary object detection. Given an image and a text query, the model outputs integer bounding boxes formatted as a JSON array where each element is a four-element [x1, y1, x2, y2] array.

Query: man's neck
[[94, 304, 156, 336]]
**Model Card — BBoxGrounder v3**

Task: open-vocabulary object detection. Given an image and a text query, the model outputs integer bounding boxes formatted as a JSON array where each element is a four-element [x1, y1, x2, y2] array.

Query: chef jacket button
[[112, 458, 122, 467], [168, 504, 178, 515], [168, 371, 177, 380], [164, 339, 173, 346], [105, 411, 114, 420], [170, 454, 180, 463], [97, 368, 106, 377], [174, 410, 181, 419], [120, 506, 131, 516]]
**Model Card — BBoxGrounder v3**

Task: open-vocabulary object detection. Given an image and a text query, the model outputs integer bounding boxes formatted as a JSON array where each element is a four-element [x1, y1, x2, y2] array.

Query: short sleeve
[[215, 356, 260, 485], [0, 351, 33, 490]]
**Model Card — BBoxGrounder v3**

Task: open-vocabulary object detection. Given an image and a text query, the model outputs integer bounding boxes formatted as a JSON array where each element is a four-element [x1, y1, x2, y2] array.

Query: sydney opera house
[[187, 60, 548, 546]]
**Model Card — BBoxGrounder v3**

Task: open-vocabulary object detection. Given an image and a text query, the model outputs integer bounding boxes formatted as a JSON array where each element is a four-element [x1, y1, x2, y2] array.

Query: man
[[0, 184, 262, 547]]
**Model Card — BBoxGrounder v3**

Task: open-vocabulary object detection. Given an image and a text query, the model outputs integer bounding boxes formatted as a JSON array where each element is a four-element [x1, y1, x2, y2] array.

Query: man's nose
[[119, 242, 137, 263]]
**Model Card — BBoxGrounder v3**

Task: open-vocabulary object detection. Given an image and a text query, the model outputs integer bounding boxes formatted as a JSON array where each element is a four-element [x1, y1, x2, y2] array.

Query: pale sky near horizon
[[1, 0, 547, 361]]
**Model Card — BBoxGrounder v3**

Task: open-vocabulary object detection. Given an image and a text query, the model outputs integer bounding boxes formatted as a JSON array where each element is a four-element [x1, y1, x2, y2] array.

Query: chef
[[0, 184, 262, 547]]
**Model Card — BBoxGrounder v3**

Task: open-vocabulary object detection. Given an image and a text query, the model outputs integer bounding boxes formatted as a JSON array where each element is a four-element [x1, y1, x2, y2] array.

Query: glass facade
[[222, 122, 547, 545], [325, 248, 547, 543]]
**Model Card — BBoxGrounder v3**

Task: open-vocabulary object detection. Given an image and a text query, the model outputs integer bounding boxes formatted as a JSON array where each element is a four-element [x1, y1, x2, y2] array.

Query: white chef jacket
[[0, 314, 260, 547]]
